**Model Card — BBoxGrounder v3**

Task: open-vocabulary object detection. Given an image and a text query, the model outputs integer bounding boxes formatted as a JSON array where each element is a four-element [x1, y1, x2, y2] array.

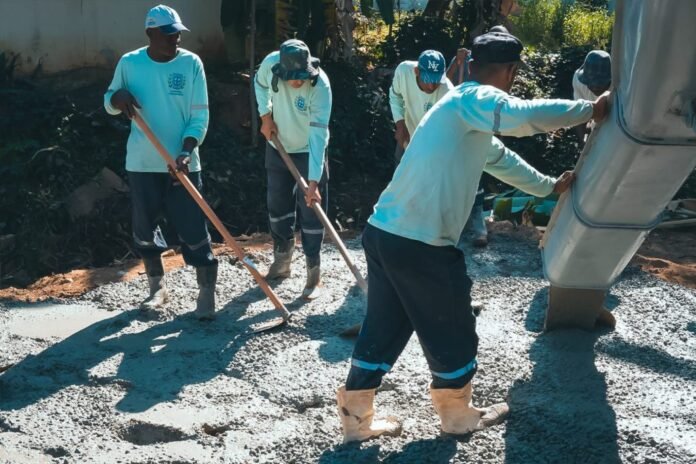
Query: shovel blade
[[339, 323, 362, 338], [251, 315, 290, 333]]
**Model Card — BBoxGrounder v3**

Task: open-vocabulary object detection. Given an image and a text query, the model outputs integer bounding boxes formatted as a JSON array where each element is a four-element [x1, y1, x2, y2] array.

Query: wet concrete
[[0, 229, 694, 463]]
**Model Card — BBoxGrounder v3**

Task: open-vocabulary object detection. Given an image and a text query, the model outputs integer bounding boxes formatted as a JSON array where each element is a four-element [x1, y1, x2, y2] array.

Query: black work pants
[[265, 143, 328, 260], [128, 171, 216, 268], [346, 224, 478, 390]]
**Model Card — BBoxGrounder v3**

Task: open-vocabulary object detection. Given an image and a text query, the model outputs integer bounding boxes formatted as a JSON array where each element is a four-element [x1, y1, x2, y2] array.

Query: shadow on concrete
[[505, 287, 620, 464], [686, 320, 696, 335], [318, 437, 458, 464], [0, 289, 294, 414], [597, 338, 696, 381]]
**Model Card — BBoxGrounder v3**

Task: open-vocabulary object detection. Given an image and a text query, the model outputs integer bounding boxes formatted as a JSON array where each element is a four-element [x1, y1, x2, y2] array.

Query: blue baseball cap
[[272, 39, 320, 81], [145, 4, 190, 35], [417, 50, 447, 84], [578, 50, 612, 88]]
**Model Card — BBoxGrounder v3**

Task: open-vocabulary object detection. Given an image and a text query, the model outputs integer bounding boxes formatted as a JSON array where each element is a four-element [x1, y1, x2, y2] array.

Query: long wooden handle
[[134, 113, 289, 320], [270, 135, 368, 294]]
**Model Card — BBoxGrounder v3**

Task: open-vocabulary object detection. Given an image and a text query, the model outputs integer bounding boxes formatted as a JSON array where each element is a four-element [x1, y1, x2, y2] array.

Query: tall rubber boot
[[266, 239, 294, 280], [302, 255, 322, 300], [471, 203, 489, 247], [194, 263, 218, 320], [430, 383, 509, 435], [140, 256, 169, 312], [336, 386, 402, 443]]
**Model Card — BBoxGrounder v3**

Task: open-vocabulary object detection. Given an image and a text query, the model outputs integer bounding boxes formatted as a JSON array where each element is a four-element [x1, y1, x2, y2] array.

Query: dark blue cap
[[472, 31, 524, 64], [578, 50, 611, 88], [489, 25, 509, 34], [417, 50, 447, 84], [272, 39, 320, 81]]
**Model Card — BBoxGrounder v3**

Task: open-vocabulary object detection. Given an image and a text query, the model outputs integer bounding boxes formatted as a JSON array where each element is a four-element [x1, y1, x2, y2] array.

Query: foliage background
[[1, 0, 693, 286]]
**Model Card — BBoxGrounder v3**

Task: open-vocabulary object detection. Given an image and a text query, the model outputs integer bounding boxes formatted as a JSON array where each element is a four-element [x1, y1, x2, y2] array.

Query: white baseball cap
[[145, 4, 190, 34]]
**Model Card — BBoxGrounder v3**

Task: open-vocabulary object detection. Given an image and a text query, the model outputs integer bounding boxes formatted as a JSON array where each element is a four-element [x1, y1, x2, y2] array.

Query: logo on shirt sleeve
[[168, 73, 186, 95], [295, 96, 307, 112]]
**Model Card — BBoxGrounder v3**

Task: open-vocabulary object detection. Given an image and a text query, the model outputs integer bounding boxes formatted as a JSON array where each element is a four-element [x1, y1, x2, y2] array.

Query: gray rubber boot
[[266, 239, 294, 280], [140, 256, 169, 312], [302, 255, 323, 300], [194, 263, 218, 320], [470, 204, 489, 247]]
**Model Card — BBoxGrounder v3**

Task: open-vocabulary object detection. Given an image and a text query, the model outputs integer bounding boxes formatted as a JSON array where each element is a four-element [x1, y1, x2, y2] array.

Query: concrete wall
[[0, 0, 224, 75]]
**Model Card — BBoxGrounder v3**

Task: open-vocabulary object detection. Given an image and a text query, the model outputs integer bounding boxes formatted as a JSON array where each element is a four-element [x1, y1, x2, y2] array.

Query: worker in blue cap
[[104, 4, 217, 320], [447, 25, 511, 249], [389, 49, 453, 163], [335, 30, 610, 443], [573, 50, 612, 140]]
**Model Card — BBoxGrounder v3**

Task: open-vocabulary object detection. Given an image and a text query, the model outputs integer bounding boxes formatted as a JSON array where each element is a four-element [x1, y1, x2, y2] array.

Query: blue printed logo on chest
[[423, 102, 434, 112], [295, 96, 308, 112], [168, 73, 186, 95]]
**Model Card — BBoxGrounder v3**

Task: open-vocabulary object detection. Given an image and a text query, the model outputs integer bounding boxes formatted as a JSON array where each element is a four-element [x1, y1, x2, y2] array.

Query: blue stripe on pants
[[128, 171, 216, 268], [265, 143, 328, 258], [346, 224, 478, 391]]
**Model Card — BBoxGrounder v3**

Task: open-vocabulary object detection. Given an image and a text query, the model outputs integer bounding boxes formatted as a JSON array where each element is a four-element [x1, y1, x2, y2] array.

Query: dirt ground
[[0, 225, 694, 463], [1, 225, 694, 303]]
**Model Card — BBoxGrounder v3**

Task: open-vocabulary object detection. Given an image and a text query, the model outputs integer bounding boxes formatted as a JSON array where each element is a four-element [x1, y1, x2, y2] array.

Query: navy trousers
[[128, 171, 216, 268], [346, 224, 479, 390], [265, 143, 328, 261]]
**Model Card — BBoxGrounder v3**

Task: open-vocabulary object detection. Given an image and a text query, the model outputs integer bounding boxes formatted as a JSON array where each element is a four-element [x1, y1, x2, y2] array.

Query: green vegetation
[[511, 0, 613, 49]]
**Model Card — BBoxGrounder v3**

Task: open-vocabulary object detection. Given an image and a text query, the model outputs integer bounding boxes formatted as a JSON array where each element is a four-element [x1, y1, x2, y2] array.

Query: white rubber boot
[[140, 257, 168, 312], [336, 386, 402, 443], [302, 255, 323, 300], [194, 264, 218, 320], [266, 240, 294, 280], [430, 382, 509, 435]]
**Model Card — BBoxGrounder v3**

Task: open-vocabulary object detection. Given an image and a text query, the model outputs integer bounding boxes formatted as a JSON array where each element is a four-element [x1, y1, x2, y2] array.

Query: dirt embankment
[[2, 226, 694, 304]]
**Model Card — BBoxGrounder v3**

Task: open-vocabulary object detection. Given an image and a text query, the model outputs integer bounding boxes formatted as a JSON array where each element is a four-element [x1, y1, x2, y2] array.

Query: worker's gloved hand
[[394, 120, 410, 149], [553, 170, 576, 194], [592, 92, 611, 123], [175, 153, 191, 175], [260, 113, 278, 141], [455, 48, 470, 66], [305, 180, 322, 207], [111, 89, 141, 119]]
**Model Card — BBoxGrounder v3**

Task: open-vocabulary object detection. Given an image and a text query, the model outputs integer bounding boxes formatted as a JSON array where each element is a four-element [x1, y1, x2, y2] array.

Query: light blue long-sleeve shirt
[[369, 81, 594, 246], [104, 47, 209, 173], [255, 51, 332, 182], [389, 61, 454, 135]]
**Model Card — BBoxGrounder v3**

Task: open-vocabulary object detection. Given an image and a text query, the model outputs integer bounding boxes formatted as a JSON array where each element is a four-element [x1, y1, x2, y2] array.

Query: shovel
[[270, 135, 368, 296], [134, 112, 290, 333]]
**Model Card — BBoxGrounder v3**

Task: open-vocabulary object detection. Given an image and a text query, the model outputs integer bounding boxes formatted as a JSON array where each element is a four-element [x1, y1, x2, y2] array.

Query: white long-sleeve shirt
[[389, 61, 454, 136], [370, 81, 594, 246], [572, 69, 598, 101], [104, 47, 209, 173], [254, 51, 332, 182]]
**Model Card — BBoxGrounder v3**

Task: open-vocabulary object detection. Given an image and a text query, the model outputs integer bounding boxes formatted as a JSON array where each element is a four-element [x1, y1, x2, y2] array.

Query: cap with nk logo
[[417, 50, 447, 85]]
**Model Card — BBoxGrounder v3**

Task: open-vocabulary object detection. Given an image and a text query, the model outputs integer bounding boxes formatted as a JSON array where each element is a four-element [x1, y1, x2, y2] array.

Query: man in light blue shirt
[[254, 39, 332, 299], [446, 24, 511, 248], [390, 50, 453, 163], [104, 5, 217, 319], [336, 31, 610, 442]]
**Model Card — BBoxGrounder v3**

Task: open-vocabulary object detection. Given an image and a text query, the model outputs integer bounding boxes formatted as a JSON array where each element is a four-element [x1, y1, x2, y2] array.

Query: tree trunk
[[334, 0, 356, 59], [250, 0, 258, 147], [468, 0, 520, 38], [423, 0, 450, 18]]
